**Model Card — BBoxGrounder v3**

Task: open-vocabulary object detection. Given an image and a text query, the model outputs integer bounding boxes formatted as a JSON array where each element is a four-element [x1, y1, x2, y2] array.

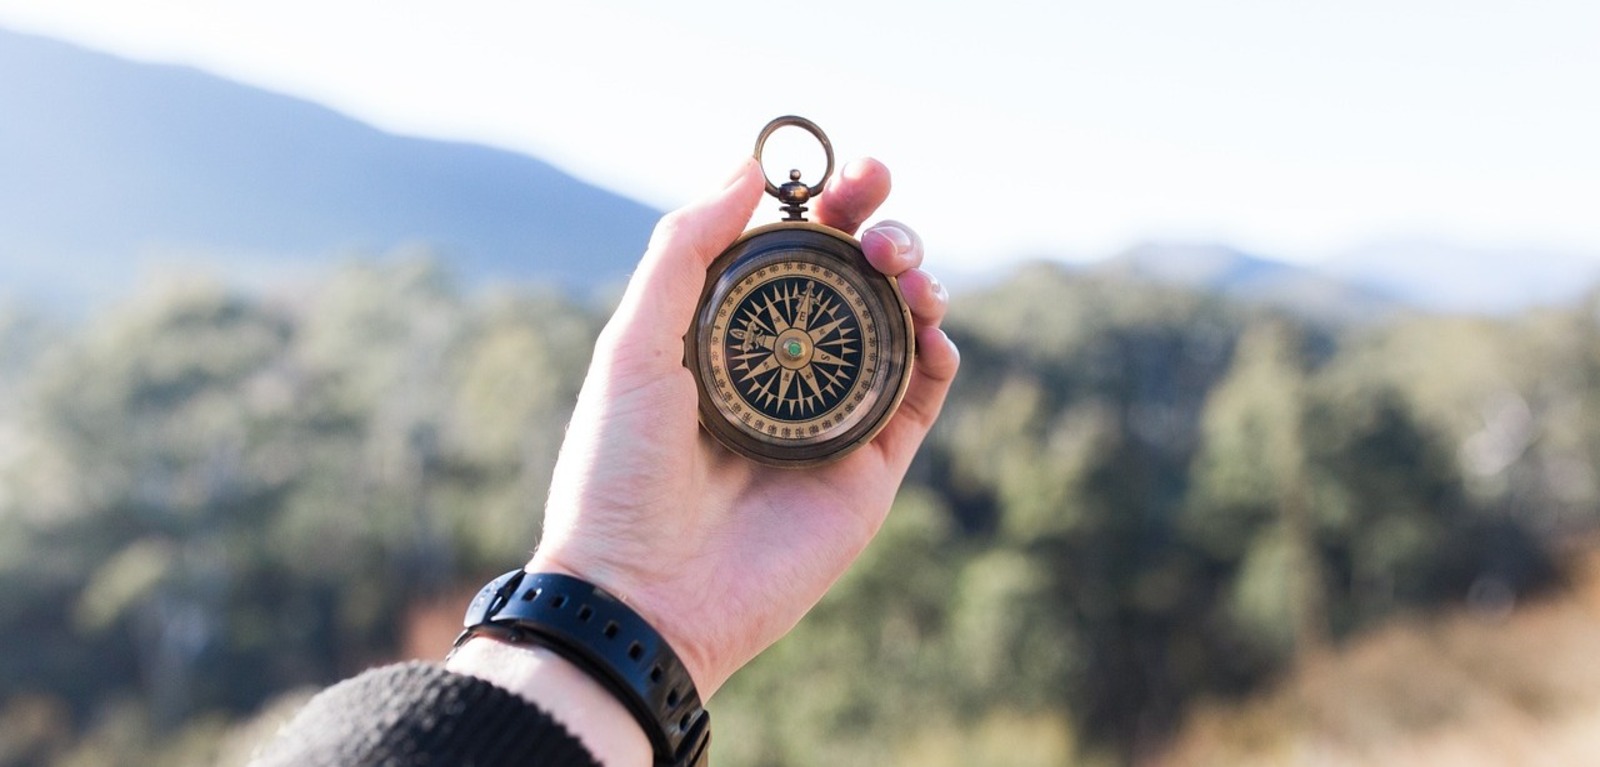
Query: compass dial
[[714, 262, 870, 432], [688, 223, 914, 467]]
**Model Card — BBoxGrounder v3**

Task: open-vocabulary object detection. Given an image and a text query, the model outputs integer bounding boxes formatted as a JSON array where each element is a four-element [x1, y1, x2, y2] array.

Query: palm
[[532, 158, 955, 697]]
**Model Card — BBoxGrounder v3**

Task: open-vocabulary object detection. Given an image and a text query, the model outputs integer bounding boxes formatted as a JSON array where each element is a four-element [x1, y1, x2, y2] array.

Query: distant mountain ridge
[[1092, 239, 1600, 319], [0, 27, 661, 308], [4, 27, 1596, 318], [1320, 238, 1600, 315], [1094, 242, 1402, 324]]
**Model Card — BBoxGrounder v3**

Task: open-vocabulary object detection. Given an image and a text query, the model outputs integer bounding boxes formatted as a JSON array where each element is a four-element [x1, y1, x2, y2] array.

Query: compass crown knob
[[777, 170, 813, 221]]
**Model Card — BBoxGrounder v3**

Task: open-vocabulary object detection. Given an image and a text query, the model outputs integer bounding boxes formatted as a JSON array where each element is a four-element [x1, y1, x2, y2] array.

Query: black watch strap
[[452, 570, 711, 767]]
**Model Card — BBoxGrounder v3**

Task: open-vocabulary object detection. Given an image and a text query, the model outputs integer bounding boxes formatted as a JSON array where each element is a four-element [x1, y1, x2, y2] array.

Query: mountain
[[1094, 242, 1402, 324], [1090, 240, 1600, 319], [1322, 239, 1600, 315], [6, 30, 1594, 319], [0, 28, 661, 309]]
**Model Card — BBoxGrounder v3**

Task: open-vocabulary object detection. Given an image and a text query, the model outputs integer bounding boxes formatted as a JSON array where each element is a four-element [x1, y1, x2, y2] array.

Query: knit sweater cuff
[[251, 661, 601, 767]]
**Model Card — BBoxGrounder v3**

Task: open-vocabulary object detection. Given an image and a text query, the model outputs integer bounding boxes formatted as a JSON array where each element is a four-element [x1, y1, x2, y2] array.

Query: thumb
[[603, 157, 765, 360]]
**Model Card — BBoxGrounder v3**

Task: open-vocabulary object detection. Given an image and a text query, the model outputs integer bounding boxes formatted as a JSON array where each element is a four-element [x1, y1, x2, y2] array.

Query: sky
[[1, 0, 1597, 274]]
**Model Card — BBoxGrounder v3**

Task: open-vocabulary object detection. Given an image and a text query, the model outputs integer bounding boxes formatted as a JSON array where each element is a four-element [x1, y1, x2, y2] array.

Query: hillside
[[1157, 544, 1600, 766], [5, 258, 1600, 765], [0, 28, 660, 308]]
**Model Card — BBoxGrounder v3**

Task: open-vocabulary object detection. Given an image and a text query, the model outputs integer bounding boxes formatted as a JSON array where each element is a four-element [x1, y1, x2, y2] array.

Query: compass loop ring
[[753, 115, 834, 200]]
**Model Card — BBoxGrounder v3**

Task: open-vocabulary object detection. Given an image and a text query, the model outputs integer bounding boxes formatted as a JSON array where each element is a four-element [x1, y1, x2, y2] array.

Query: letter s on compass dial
[[686, 222, 914, 467]]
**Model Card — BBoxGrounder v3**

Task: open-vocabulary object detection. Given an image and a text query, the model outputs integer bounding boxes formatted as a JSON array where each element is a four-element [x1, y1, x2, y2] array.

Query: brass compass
[[686, 116, 915, 467]]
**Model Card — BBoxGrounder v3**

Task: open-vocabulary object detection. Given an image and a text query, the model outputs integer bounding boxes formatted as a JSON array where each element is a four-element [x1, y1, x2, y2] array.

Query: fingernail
[[868, 225, 912, 253]]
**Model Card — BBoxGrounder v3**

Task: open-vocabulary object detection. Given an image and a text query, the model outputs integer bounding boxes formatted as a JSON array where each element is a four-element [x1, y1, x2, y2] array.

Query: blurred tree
[[439, 290, 597, 565], [6, 279, 298, 727], [1186, 320, 1327, 660], [0, 257, 602, 761]]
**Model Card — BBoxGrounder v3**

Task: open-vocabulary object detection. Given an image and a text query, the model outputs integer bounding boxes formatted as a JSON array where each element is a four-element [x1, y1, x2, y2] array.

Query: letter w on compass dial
[[725, 276, 861, 422]]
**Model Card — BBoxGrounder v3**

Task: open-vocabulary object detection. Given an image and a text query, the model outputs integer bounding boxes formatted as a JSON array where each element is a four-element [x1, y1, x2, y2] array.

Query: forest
[[0, 255, 1595, 765]]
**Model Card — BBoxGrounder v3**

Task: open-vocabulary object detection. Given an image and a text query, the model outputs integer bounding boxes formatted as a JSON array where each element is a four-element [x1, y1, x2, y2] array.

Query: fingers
[[874, 324, 961, 471], [860, 220, 924, 276], [814, 158, 891, 235], [853, 212, 955, 469], [895, 267, 950, 328], [602, 158, 765, 363], [862, 219, 946, 327], [645, 157, 766, 273]]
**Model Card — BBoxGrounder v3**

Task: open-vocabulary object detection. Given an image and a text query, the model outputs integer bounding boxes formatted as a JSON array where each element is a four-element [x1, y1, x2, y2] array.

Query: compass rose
[[726, 276, 861, 421]]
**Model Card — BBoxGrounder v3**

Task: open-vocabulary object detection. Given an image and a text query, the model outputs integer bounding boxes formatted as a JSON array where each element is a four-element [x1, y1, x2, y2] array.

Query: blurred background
[[2, 2, 1599, 765]]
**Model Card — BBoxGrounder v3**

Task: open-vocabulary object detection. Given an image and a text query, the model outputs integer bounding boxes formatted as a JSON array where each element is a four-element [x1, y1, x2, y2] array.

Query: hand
[[528, 156, 959, 698]]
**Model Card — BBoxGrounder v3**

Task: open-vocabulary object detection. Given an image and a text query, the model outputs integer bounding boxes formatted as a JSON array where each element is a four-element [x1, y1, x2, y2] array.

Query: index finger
[[813, 158, 891, 235]]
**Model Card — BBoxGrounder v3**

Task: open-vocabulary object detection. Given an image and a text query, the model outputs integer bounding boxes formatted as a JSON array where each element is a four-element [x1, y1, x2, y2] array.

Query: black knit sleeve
[[250, 661, 602, 767]]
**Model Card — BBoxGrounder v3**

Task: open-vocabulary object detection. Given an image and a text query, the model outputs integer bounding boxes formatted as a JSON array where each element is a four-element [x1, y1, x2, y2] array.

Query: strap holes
[[521, 587, 541, 602], [650, 665, 663, 683], [679, 713, 693, 732], [577, 605, 593, 621], [667, 688, 681, 708], [628, 641, 643, 661], [551, 595, 567, 609], [604, 621, 619, 638]]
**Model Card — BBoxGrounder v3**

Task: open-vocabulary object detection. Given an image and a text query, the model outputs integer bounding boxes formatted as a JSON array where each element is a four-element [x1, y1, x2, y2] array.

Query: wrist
[[447, 637, 651, 766], [455, 569, 713, 766], [525, 552, 721, 698]]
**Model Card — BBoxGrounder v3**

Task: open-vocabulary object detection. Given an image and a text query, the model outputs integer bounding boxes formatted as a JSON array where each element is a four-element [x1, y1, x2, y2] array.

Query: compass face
[[689, 224, 914, 467], [712, 262, 872, 436]]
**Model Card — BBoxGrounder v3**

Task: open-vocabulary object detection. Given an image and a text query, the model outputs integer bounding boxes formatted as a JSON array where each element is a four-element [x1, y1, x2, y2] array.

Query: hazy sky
[[1, 0, 1596, 272]]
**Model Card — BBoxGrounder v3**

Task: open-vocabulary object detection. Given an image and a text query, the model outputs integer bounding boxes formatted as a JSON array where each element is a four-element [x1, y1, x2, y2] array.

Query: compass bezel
[[686, 222, 915, 468]]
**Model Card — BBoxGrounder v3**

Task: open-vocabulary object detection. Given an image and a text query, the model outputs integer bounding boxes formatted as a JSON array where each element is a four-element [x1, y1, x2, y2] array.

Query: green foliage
[[0, 257, 1590, 765], [0, 260, 600, 763]]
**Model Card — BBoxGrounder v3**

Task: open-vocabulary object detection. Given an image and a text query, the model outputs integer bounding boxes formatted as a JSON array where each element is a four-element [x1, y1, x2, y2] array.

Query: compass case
[[686, 222, 915, 467]]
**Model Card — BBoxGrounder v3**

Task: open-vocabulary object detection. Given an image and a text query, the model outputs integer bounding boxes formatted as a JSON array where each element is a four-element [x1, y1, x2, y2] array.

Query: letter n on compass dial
[[708, 262, 878, 444]]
